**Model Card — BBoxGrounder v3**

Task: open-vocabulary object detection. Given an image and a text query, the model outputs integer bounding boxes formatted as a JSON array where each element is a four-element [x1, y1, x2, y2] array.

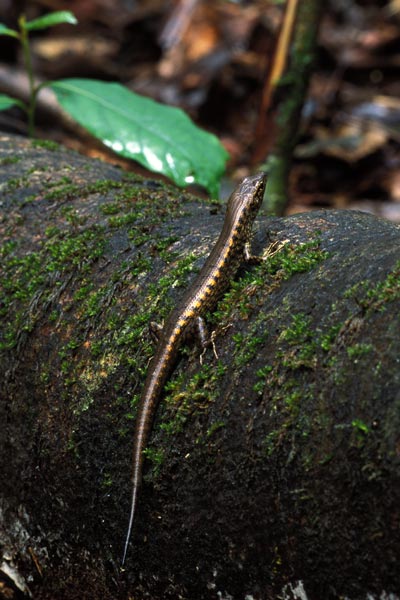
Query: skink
[[122, 172, 266, 564]]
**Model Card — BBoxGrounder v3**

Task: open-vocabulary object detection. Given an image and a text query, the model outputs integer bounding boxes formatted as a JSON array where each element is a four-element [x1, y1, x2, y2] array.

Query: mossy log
[[0, 134, 399, 600]]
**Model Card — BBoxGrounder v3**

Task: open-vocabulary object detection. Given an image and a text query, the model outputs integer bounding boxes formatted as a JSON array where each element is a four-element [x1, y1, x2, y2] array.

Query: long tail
[[121, 386, 154, 566], [121, 417, 147, 566], [121, 408, 146, 564], [121, 333, 177, 565], [121, 481, 138, 566]]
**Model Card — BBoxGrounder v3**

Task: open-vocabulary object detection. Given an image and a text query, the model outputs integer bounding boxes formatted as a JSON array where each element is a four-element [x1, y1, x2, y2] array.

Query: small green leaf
[[25, 11, 77, 32], [50, 78, 228, 196], [0, 23, 19, 38], [0, 94, 25, 111]]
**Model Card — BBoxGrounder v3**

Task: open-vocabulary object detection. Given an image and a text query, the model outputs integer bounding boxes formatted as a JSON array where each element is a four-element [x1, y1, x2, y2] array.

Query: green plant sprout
[[0, 11, 77, 137], [0, 11, 228, 196]]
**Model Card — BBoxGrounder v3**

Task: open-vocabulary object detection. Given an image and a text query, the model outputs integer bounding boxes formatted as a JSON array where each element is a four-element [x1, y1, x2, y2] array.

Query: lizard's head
[[226, 172, 267, 225]]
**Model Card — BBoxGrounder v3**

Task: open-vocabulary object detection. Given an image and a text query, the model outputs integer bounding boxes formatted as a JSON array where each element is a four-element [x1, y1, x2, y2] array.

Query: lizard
[[122, 172, 267, 565]]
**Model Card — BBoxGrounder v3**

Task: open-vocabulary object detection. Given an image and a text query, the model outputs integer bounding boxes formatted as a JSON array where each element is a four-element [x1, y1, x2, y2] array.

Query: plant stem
[[18, 15, 37, 137], [260, 0, 323, 215]]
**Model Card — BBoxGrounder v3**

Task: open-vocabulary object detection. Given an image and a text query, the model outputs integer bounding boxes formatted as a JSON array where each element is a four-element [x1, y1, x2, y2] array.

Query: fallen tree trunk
[[0, 134, 399, 600]]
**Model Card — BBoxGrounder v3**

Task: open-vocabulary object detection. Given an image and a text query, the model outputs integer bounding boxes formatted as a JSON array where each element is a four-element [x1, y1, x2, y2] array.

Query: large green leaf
[[0, 94, 25, 111], [50, 78, 228, 196], [0, 23, 18, 37], [24, 11, 77, 32]]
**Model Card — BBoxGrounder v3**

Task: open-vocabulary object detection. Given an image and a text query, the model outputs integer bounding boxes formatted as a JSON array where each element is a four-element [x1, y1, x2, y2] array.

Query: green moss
[[263, 430, 280, 456], [365, 261, 400, 307], [351, 418, 370, 435], [101, 471, 114, 488], [0, 156, 22, 166], [73, 283, 94, 302], [45, 225, 60, 238], [108, 213, 137, 228], [277, 313, 317, 370], [0, 222, 106, 350], [1, 173, 193, 436], [90, 340, 103, 358], [66, 211, 88, 228], [212, 237, 328, 326], [155, 235, 180, 261], [39, 368, 50, 384], [319, 325, 341, 351], [2, 251, 44, 302], [44, 310, 56, 324], [0, 240, 18, 258], [346, 343, 373, 360], [147, 253, 198, 304], [158, 361, 226, 440], [5, 176, 28, 190], [279, 313, 312, 344], [284, 388, 302, 412], [128, 230, 151, 246], [45, 228, 105, 270], [100, 202, 122, 215], [253, 365, 273, 394], [114, 311, 151, 352], [44, 183, 82, 201], [45, 176, 73, 188], [87, 180, 123, 195], [79, 288, 106, 319], [254, 253, 397, 461], [31, 139, 60, 151], [261, 237, 329, 279], [42, 179, 125, 202], [31, 192, 189, 389], [143, 447, 165, 478], [122, 256, 151, 281], [233, 330, 266, 368], [350, 418, 372, 447], [21, 194, 37, 204], [206, 421, 225, 437], [344, 260, 400, 311]]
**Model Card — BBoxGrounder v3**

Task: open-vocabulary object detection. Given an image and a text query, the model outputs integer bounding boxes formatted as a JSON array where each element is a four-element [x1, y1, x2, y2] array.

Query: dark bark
[[0, 134, 399, 600]]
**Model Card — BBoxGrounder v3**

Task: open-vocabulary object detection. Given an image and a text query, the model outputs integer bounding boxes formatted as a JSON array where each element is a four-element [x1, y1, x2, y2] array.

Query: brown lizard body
[[122, 172, 266, 564]]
